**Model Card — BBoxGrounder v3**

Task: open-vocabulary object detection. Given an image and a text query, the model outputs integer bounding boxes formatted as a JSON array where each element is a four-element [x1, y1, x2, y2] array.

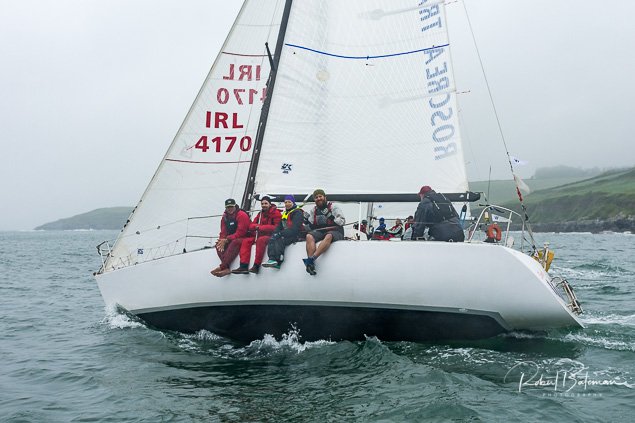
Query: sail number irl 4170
[[195, 136, 252, 153], [195, 110, 253, 153]]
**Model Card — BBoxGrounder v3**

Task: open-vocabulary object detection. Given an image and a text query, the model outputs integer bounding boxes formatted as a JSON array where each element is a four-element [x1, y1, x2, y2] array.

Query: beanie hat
[[284, 194, 296, 203], [419, 185, 432, 195]]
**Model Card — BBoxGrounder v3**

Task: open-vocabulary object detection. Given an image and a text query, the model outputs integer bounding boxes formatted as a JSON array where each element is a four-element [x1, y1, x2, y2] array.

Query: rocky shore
[[527, 217, 635, 234]]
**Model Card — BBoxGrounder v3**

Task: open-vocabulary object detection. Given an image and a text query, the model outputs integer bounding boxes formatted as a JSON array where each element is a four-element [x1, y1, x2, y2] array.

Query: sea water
[[0, 230, 634, 422]]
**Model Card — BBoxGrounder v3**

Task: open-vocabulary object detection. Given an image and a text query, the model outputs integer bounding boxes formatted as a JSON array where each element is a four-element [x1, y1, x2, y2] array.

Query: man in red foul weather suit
[[232, 196, 281, 274], [210, 198, 250, 277]]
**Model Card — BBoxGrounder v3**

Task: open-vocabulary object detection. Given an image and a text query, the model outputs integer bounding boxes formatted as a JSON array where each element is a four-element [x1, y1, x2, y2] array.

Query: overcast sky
[[1, 0, 634, 230]]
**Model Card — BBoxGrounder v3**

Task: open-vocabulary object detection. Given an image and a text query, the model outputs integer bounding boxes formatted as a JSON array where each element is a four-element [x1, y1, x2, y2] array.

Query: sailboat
[[95, 0, 583, 342]]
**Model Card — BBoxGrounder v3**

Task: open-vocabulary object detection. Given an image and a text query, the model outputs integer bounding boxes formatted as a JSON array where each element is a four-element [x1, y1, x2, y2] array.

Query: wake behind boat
[[95, 0, 583, 342]]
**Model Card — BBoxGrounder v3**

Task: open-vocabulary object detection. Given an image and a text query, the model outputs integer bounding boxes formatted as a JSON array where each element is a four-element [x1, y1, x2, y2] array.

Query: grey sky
[[1, 0, 633, 230]]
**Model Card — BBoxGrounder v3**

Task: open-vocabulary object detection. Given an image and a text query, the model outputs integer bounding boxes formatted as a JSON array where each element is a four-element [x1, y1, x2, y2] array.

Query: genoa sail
[[251, 0, 468, 204], [105, 0, 286, 271]]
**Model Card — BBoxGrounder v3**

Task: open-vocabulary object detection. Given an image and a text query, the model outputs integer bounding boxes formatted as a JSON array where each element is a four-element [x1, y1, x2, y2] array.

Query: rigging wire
[[460, 0, 538, 252]]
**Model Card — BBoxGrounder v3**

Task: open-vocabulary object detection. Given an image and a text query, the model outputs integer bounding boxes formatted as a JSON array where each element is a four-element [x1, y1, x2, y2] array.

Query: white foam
[[582, 313, 635, 326], [189, 329, 224, 341], [246, 328, 335, 354], [502, 331, 546, 340], [563, 333, 635, 352], [101, 305, 145, 329]]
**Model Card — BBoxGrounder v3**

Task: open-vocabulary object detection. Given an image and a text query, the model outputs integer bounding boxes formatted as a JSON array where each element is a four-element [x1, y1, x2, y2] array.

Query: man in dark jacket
[[262, 195, 304, 269], [211, 198, 250, 277], [412, 186, 465, 242]]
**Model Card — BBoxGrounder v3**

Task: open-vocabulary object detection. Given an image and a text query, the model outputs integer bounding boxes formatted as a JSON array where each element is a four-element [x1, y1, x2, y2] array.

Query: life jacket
[[281, 205, 301, 229], [223, 209, 247, 235], [312, 202, 335, 228], [426, 192, 459, 222], [257, 206, 279, 226]]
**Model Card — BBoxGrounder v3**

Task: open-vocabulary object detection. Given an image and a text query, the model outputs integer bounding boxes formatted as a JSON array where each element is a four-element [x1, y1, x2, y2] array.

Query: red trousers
[[239, 235, 271, 266], [216, 238, 242, 268]]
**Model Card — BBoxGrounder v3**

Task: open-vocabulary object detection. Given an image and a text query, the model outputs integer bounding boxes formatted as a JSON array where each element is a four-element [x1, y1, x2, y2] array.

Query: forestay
[[105, 0, 285, 271], [252, 0, 468, 202]]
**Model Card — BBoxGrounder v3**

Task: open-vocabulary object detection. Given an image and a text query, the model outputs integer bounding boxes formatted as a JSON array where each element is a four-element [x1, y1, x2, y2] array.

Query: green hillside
[[469, 177, 585, 205], [510, 168, 635, 223], [35, 207, 132, 230]]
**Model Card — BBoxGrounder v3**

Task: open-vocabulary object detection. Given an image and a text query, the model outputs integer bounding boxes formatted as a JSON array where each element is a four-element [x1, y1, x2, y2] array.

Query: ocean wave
[[172, 326, 336, 357], [245, 328, 336, 354], [563, 333, 635, 352], [100, 305, 146, 329], [581, 313, 635, 327]]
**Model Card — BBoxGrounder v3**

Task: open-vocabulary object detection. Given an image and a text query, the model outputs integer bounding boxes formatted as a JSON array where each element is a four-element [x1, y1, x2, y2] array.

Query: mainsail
[[251, 0, 468, 202], [105, 0, 285, 271]]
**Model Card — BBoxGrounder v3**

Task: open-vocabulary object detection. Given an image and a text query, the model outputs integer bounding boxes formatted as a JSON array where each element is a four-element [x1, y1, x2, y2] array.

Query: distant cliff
[[35, 207, 132, 230], [479, 168, 635, 233]]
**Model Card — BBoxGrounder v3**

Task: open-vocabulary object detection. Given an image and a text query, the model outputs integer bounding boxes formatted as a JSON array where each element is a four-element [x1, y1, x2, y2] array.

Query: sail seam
[[165, 159, 251, 165], [222, 52, 268, 57], [284, 43, 450, 59]]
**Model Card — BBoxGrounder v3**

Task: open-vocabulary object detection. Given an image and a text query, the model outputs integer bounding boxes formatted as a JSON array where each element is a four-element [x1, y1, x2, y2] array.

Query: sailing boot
[[232, 264, 249, 274], [212, 263, 231, 277], [249, 264, 260, 274], [302, 257, 316, 276], [262, 259, 279, 268]]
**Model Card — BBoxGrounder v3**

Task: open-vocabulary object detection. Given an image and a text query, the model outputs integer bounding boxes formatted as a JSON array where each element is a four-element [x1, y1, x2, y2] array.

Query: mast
[[241, 0, 294, 210]]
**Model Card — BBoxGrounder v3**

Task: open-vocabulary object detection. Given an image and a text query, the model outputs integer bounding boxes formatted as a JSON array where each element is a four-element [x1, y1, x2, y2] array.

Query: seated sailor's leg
[[212, 238, 230, 276], [303, 232, 319, 275], [250, 235, 270, 273], [254, 236, 270, 265], [263, 233, 284, 268], [233, 237, 255, 274], [216, 239, 242, 277], [313, 232, 333, 259]]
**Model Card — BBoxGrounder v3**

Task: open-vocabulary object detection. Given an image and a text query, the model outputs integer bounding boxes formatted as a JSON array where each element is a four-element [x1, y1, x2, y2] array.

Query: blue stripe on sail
[[284, 43, 450, 60]]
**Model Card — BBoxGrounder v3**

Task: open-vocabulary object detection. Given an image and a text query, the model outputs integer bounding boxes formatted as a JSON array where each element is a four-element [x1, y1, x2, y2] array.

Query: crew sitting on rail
[[262, 195, 303, 269], [232, 196, 282, 274], [302, 189, 346, 275], [211, 198, 250, 277]]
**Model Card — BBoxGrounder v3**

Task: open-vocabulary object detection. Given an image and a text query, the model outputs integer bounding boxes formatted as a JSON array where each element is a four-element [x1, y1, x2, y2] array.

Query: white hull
[[96, 241, 582, 342]]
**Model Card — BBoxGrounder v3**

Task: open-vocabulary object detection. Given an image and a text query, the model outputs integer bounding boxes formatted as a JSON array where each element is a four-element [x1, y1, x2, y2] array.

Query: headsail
[[105, 0, 285, 271], [251, 0, 468, 202]]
